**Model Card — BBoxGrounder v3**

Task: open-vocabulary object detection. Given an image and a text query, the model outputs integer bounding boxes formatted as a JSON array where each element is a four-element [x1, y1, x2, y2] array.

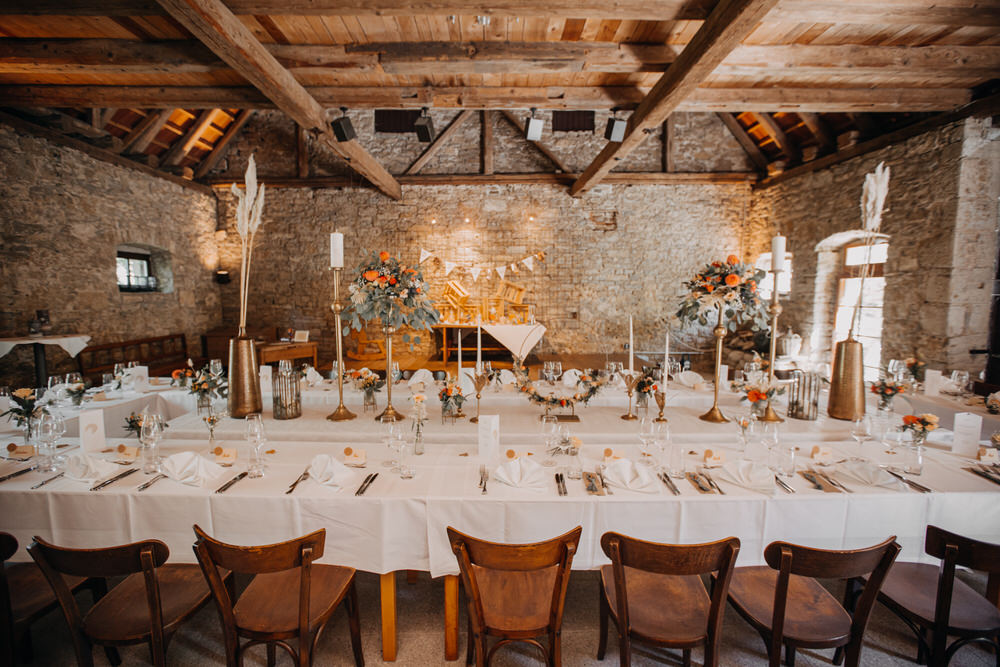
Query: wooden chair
[[27, 535, 221, 667], [347, 329, 385, 361], [868, 525, 1000, 666], [447, 525, 582, 667], [725, 536, 900, 667], [192, 525, 363, 667], [597, 533, 741, 667], [1, 533, 106, 667]]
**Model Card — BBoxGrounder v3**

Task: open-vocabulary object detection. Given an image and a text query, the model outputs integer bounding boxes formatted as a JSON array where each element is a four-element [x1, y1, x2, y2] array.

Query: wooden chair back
[[192, 525, 326, 665], [447, 526, 582, 641], [923, 525, 1000, 628], [762, 536, 900, 661], [600, 533, 740, 654], [1, 533, 18, 667], [27, 536, 172, 665]]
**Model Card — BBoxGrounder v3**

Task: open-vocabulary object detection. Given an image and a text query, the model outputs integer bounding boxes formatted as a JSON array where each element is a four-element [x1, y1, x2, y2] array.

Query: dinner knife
[[556, 473, 568, 496], [137, 474, 167, 492], [355, 473, 374, 496], [687, 472, 712, 493], [596, 468, 613, 495], [699, 468, 725, 495], [885, 469, 932, 493], [357, 473, 378, 496], [799, 471, 824, 491], [659, 473, 681, 496], [816, 470, 851, 493], [285, 468, 310, 495], [90, 468, 138, 491], [975, 464, 1000, 483], [215, 471, 248, 494], [31, 472, 63, 489], [0, 467, 34, 483], [967, 467, 1000, 487], [774, 475, 796, 494]]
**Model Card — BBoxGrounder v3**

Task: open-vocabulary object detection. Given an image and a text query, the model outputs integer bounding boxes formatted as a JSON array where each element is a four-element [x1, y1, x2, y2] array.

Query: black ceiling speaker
[[331, 107, 356, 142], [414, 108, 435, 143]]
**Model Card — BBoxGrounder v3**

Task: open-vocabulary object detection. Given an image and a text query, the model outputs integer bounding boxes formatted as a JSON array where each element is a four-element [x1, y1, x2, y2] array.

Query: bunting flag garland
[[496, 266, 507, 280], [522, 256, 534, 271], [443, 260, 457, 276], [470, 267, 482, 283], [419, 248, 434, 264], [414, 247, 547, 282], [509, 262, 519, 274]]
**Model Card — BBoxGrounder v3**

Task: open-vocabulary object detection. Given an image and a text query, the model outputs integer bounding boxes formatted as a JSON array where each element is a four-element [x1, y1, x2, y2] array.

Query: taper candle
[[329, 232, 344, 269], [771, 234, 786, 272], [628, 315, 634, 374], [476, 317, 482, 373], [456, 327, 462, 381], [664, 328, 670, 380]]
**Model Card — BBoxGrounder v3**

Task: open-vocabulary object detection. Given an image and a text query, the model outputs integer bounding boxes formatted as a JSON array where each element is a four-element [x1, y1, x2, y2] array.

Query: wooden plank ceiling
[[0, 0, 996, 192]]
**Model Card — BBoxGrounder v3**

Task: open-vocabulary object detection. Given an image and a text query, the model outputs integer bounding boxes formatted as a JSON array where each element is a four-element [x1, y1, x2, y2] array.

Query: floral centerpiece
[[901, 413, 939, 447], [730, 376, 785, 418], [1, 388, 48, 443], [170, 364, 196, 387], [676, 255, 769, 333], [871, 379, 906, 411], [344, 250, 440, 421], [66, 382, 87, 407], [124, 411, 169, 438], [439, 381, 466, 419], [517, 373, 608, 410], [986, 391, 1000, 415], [354, 369, 385, 412], [905, 357, 926, 383]]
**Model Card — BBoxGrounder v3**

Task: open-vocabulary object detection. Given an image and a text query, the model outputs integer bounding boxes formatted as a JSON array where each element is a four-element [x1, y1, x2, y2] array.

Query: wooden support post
[[481, 110, 493, 175], [380, 572, 397, 661], [444, 574, 459, 661], [662, 118, 674, 172]]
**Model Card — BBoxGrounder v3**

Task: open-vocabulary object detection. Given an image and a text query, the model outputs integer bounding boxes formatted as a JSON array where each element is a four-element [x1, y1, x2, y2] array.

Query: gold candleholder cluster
[[760, 267, 784, 423], [621, 373, 641, 421], [326, 267, 356, 422], [469, 372, 490, 424]]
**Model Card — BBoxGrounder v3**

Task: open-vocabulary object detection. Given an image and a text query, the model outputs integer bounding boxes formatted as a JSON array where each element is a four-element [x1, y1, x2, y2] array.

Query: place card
[[116, 443, 138, 462], [343, 446, 366, 467], [924, 369, 942, 396], [602, 448, 624, 463], [582, 471, 606, 496], [952, 412, 982, 457], [810, 446, 835, 464], [703, 449, 726, 466], [91, 391, 109, 401], [504, 449, 534, 460], [978, 446, 999, 463], [259, 365, 272, 384], [212, 446, 237, 465], [79, 409, 106, 453], [478, 415, 499, 465], [6, 443, 34, 457]]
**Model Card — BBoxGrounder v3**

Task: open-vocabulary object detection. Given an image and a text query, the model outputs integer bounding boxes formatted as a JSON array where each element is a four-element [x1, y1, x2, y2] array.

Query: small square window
[[117, 251, 156, 292]]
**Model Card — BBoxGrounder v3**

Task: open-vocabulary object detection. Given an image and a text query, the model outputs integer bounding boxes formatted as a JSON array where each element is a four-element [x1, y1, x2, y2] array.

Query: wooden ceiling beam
[[570, 0, 781, 197], [0, 85, 972, 112], [194, 108, 253, 178], [717, 112, 768, 171], [796, 111, 835, 153], [118, 109, 171, 153], [5, 0, 1000, 26], [750, 112, 800, 163], [160, 107, 217, 165], [405, 109, 473, 175], [155, 0, 401, 200], [4, 39, 998, 77]]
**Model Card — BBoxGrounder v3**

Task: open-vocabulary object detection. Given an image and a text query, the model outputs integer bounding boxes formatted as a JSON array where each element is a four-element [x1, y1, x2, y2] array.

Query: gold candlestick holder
[[376, 326, 405, 422], [326, 267, 356, 422], [699, 302, 730, 423], [621, 373, 641, 421], [760, 268, 785, 423], [469, 372, 489, 424], [654, 391, 668, 422]]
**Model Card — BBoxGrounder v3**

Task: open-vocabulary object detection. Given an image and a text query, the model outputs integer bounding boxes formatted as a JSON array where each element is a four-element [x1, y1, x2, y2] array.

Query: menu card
[[924, 369, 942, 396], [952, 412, 982, 457], [477, 415, 499, 465], [79, 409, 106, 453], [130, 365, 150, 392]]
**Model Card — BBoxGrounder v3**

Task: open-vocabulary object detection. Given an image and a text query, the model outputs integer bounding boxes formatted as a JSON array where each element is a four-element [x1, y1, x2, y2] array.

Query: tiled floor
[[20, 569, 998, 666]]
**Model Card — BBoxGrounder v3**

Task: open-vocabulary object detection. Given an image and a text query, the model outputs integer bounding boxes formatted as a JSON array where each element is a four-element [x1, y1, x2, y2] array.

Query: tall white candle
[[628, 315, 634, 374], [329, 232, 344, 269], [476, 317, 482, 372], [664, 328, 670, 382], [456, 327, 462, 381], [771, 234, 786, 272]]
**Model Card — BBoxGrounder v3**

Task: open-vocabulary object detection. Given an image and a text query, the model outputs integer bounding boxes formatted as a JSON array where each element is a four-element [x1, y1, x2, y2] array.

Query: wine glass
[[245, 414, 266, 478], [210, 358, 224, 377], [735, 412, 755, 453], [887, 359, 904, 382], [381, 415, 400, 468], [540, 414, 559, 467], [638, 417, 657, 465], [850, 416, 872, 460], [553, 361, 563, 382], [139, 414, 164, 474], [951, 370, 970, 398], [65, 372, 83, 386], [33, 413, 59, 473]]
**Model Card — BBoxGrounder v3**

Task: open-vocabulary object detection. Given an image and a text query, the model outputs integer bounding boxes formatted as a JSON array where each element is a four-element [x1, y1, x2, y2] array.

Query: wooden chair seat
[[728, 566, 852, 646], [233, 565, 355, 639], [7, 563, 87, 623], [82, 564, 212, 644], [600, 565, 711, 645], [878, 562, 1000, 635], [473, 565, 558, 634]]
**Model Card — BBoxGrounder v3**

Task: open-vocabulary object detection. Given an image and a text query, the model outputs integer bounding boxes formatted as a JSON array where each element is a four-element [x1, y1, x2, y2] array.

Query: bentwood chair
[[27, 536, 221, 667], [597, 533, 741, 667], [869, 525, 1000, 666], [726, 536, 899, 667], [1, 533, 106, 667], [192, 525, 364, 667], [447, 525, 582, 667]]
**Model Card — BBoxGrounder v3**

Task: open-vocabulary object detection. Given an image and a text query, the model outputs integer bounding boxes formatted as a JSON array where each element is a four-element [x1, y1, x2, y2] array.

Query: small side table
[[0, 335, 92, 387]]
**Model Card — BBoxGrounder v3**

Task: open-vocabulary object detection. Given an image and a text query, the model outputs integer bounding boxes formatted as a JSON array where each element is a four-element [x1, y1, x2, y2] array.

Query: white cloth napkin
[[718, 460, 775, 494], [159, 452, 224, 486], [307, 454, 354, 488], [63, 453, 119, 483], [499, 369, 517, 386], [562, 368, 582, 387], [676, 371, 705, 388], [835, 461, 900, 488], [493, 457, 547, 490], [602, 459, 658, 493], [304, 366, 324, 386], [408, 369, 434, 390]]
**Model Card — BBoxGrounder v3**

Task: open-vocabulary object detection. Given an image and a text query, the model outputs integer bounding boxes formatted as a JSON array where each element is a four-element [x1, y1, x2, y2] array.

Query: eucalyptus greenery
[[676, 255, 769, 333]]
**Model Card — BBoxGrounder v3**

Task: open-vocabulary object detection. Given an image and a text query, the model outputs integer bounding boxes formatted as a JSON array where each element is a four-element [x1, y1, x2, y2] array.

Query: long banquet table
[[2, 381, 999, 661]]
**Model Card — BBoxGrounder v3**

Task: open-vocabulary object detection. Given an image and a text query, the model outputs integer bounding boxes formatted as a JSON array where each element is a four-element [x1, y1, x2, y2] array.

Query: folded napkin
[[676, 371, 705, 388], [562, 368, 582, 387], [718, 460, 775, 494], [499, 369, 517, 386], [835, 461, 900, 488], [63, 453, 119, 483], [408, 369, 434, 390], [493, 456, 547, 490], [160, 452, 224, 486], [304, 366, 324, 386], [601, 458, 658, 493], [307, 454, 354, 488]]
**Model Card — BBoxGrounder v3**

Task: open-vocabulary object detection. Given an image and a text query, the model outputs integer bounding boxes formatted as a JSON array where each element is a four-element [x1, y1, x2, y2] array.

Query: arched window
[[832, 241, 889, 381]]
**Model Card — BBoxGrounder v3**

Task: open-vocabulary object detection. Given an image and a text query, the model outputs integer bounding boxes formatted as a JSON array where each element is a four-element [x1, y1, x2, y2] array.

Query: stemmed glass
[[540, 414, 559, 467], [34, 413, 59, 473], [209, 358, 224, 377], [381, 415, 400, 468], [951, 370, 970, 398], [245, 414, 266, 478], [552, 361, 563, 383], [850, 416, 872, 461], [735, 412, 755, 453], [638, 417, 657, 465], [872, 410, 891, 451], [139, 414, 164, 474], [887, 359, 905, 382]]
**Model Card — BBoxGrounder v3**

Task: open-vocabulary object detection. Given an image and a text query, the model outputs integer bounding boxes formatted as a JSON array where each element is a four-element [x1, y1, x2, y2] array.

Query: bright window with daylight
[[833, 242, 889, 381]]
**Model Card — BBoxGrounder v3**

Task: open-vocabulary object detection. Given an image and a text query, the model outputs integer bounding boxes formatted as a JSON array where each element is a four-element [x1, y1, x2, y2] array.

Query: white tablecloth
[[0, 334, 91, 359]]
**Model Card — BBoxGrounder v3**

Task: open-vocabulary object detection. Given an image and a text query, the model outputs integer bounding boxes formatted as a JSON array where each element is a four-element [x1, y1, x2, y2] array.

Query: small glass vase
[[878, 395, 896, 412], [363, 390, 378, 413], [441, 403, 458, 424], [197, 393, 212, 417], [637, 393, 649, 415], [413, 422, 425, 455], [905, 431, 926, 475], [750, 400, 767, 419]]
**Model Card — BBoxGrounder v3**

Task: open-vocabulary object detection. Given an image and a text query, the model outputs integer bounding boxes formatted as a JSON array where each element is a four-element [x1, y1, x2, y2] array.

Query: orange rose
[[727, 254, 740, 265], [415, 287, 421, 293], [389, 277, 397, 285], [747, 390, 766, 403], [379, 251, 390, 262], [748, 280, 756, 289], [171, 369, 183, 380], [705, 284, 715, 293], [870, 385, 879, 394], [902, 415, 919, 426], [363, 270, 379, 281], [378, 275, 388, 283], [725, 274, 740, 286]]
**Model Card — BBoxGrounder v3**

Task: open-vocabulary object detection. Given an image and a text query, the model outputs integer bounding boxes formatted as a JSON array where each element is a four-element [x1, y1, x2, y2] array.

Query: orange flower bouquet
[[676, 255, 768, 333], [730, 375, 785, 417], [900, 413, 939, 448]]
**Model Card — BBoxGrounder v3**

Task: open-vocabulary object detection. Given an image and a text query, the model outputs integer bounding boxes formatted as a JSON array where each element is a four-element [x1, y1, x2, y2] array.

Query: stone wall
[[749, 116, 999, 374], [0, 124, 222, 387]]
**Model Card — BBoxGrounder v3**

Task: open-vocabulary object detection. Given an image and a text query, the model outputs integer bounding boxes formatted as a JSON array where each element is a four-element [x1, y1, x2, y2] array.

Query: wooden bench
[[77, 333, 197, 383]]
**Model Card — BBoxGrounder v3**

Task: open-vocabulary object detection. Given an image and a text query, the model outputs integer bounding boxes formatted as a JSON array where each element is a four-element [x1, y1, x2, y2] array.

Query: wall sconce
[[525, 108, 543, 141], [331, 107, 356, 142], [415, 107, 435, 143], [214, 270, 231, 285]]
